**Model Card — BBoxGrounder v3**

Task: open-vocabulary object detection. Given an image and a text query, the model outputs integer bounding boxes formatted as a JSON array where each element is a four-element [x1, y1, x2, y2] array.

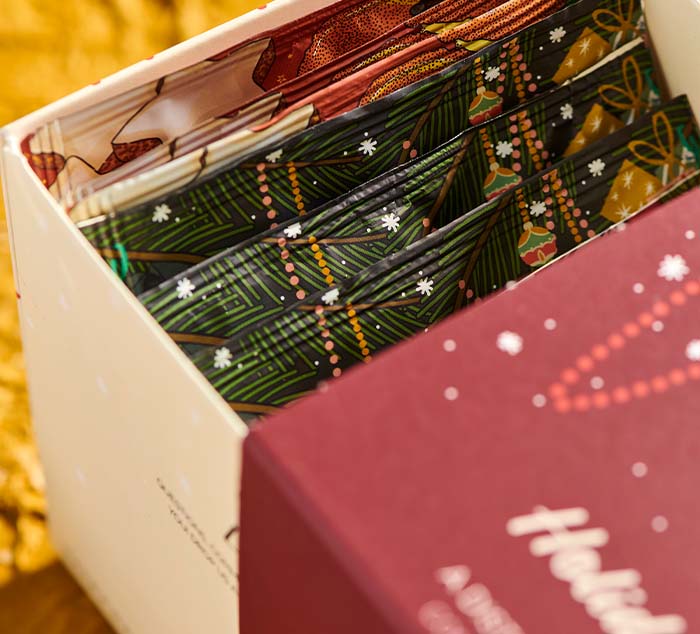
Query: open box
[[1, 1, 699, 633]]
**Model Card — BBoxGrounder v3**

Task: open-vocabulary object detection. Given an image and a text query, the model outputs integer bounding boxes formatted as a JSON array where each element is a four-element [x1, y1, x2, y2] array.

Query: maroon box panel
[[241, 188, 700, 634]]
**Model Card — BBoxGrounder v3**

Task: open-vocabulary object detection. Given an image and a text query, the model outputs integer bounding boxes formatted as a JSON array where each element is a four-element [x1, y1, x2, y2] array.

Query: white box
[[1, 1, 698, 633], [0, 2, 337, 634]]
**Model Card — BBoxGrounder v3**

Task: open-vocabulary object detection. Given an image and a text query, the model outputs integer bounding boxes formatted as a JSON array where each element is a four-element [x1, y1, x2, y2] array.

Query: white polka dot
[[532, 394, 547, 408], [444, 386, 459, 401], [651, 516, 669, 533], [179, 475, 192, 496], [686, 230, 696, 240], [544, 318, 557, 331], [75, 467, 87, 486], [652, 321, 664, 333], [443, 339, 457, 352], [633, 283, 645, 294], [590, 376, 605, 390], [631, 462, 648, 478], [96, 376, 108, 395]]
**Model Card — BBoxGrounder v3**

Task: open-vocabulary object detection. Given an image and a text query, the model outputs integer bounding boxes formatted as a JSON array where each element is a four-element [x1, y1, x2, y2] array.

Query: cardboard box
[[240, 186, 700, 633], [0, 2, 338, 633], [0, 0, 698, 633]]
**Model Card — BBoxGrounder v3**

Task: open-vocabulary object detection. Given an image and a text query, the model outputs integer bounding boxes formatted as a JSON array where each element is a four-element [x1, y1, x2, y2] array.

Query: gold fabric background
[[0, 0, 259, 609]]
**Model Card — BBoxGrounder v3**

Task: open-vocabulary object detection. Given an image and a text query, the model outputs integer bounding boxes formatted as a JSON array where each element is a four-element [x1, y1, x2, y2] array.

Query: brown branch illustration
[[423, 131, 477, 236], [453, 195, 512, 313], [97, 248, 207, 265]]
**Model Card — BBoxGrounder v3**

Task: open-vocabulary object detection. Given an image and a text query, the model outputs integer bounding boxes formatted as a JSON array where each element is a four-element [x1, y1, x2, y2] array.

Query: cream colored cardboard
[[0, 2, 337, 634], [646, 0, 700, 117]]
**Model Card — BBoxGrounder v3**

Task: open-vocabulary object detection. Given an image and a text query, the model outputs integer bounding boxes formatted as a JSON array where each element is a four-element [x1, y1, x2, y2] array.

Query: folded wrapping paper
[[72, 0, 511, 200], [72, 0, 610, 222], [79, 0, 646, 284], [22, 0, 447, 205], [139, 41, 658, 354], [190, 97, 700, 415]]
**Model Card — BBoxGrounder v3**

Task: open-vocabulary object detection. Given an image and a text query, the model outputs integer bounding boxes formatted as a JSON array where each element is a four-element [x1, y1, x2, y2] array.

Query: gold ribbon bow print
[[592, 0, 641, 40], [599, 55, 645, 119], [628, 110, 680, 184]]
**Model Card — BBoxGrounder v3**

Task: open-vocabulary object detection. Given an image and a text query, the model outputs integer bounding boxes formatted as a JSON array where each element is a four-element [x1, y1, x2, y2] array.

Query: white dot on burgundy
[[651, 516, 669, 533], [544, 318, 557, 331], [590, 376, 604, 390], [443, 339, 457, 352], [686, 230, 696, 240], [532, 394, 547, 408], [631, 462, 648, 478], [444, 387, 459, 401], [633, 283, 644, 294], [652, 321, 664, 333]]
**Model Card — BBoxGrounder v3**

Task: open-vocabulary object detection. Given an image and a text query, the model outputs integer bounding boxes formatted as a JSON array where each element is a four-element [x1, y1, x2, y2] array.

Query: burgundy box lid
[[240, 188, 700, 634]]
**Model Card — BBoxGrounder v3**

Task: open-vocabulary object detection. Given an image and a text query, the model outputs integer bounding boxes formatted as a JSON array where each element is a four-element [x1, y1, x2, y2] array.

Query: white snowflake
[[381, 212, 401, 232], [497, 331, 523, 356], [686, 340, 700, 361], [322, 288, 339, 305], [265, 148, 283, 163], [549, 26, 566, 43], [484, 66, 500, 82], [213, 347, 233, 370], [152, 203, 172, 223], [416, 278, 434, 297], [616, 204, 633, 220], [588, 158, 606, 177], [176, 278, 196, 300], [496, 140, 514, 159], [681, 145, 696, 166], [579, 37, 592, 55], [358, 138, 378, 156], [560, 103, 573, 120], [590, 114, 602, 132], [284, 222, 302, 239], [657, 254, 690, 282], [530, 200, 547, 217], [622, 170, 635, 189]]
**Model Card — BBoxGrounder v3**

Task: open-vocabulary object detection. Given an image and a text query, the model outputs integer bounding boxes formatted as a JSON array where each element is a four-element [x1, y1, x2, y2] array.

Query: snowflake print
[[686, 340, 700, 362], [484, 66, 500, 82], [496, 140, 514, 159], [497, 331, 523, 356], [622, 171, 635, 189], [381, 212, 401, 232], [284, 222, 303, 239], [560, 103, 573, 120], [530, 201, 547, 217], [322, 288, 340, 305], [578, 37, 592, 55], [416, 278, 434, 297], [152, 203, 172, 223], [265, 148, 283, 163], [615, 204, 633, 220], [657, 254, 690, 282], [176, 278, 196, 299], [590, 114, 602, 133], [549, 26, 566, 43], [213, 347, 233, 370], [588, 159, 606, 177], [359, 138, 378, 156]]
